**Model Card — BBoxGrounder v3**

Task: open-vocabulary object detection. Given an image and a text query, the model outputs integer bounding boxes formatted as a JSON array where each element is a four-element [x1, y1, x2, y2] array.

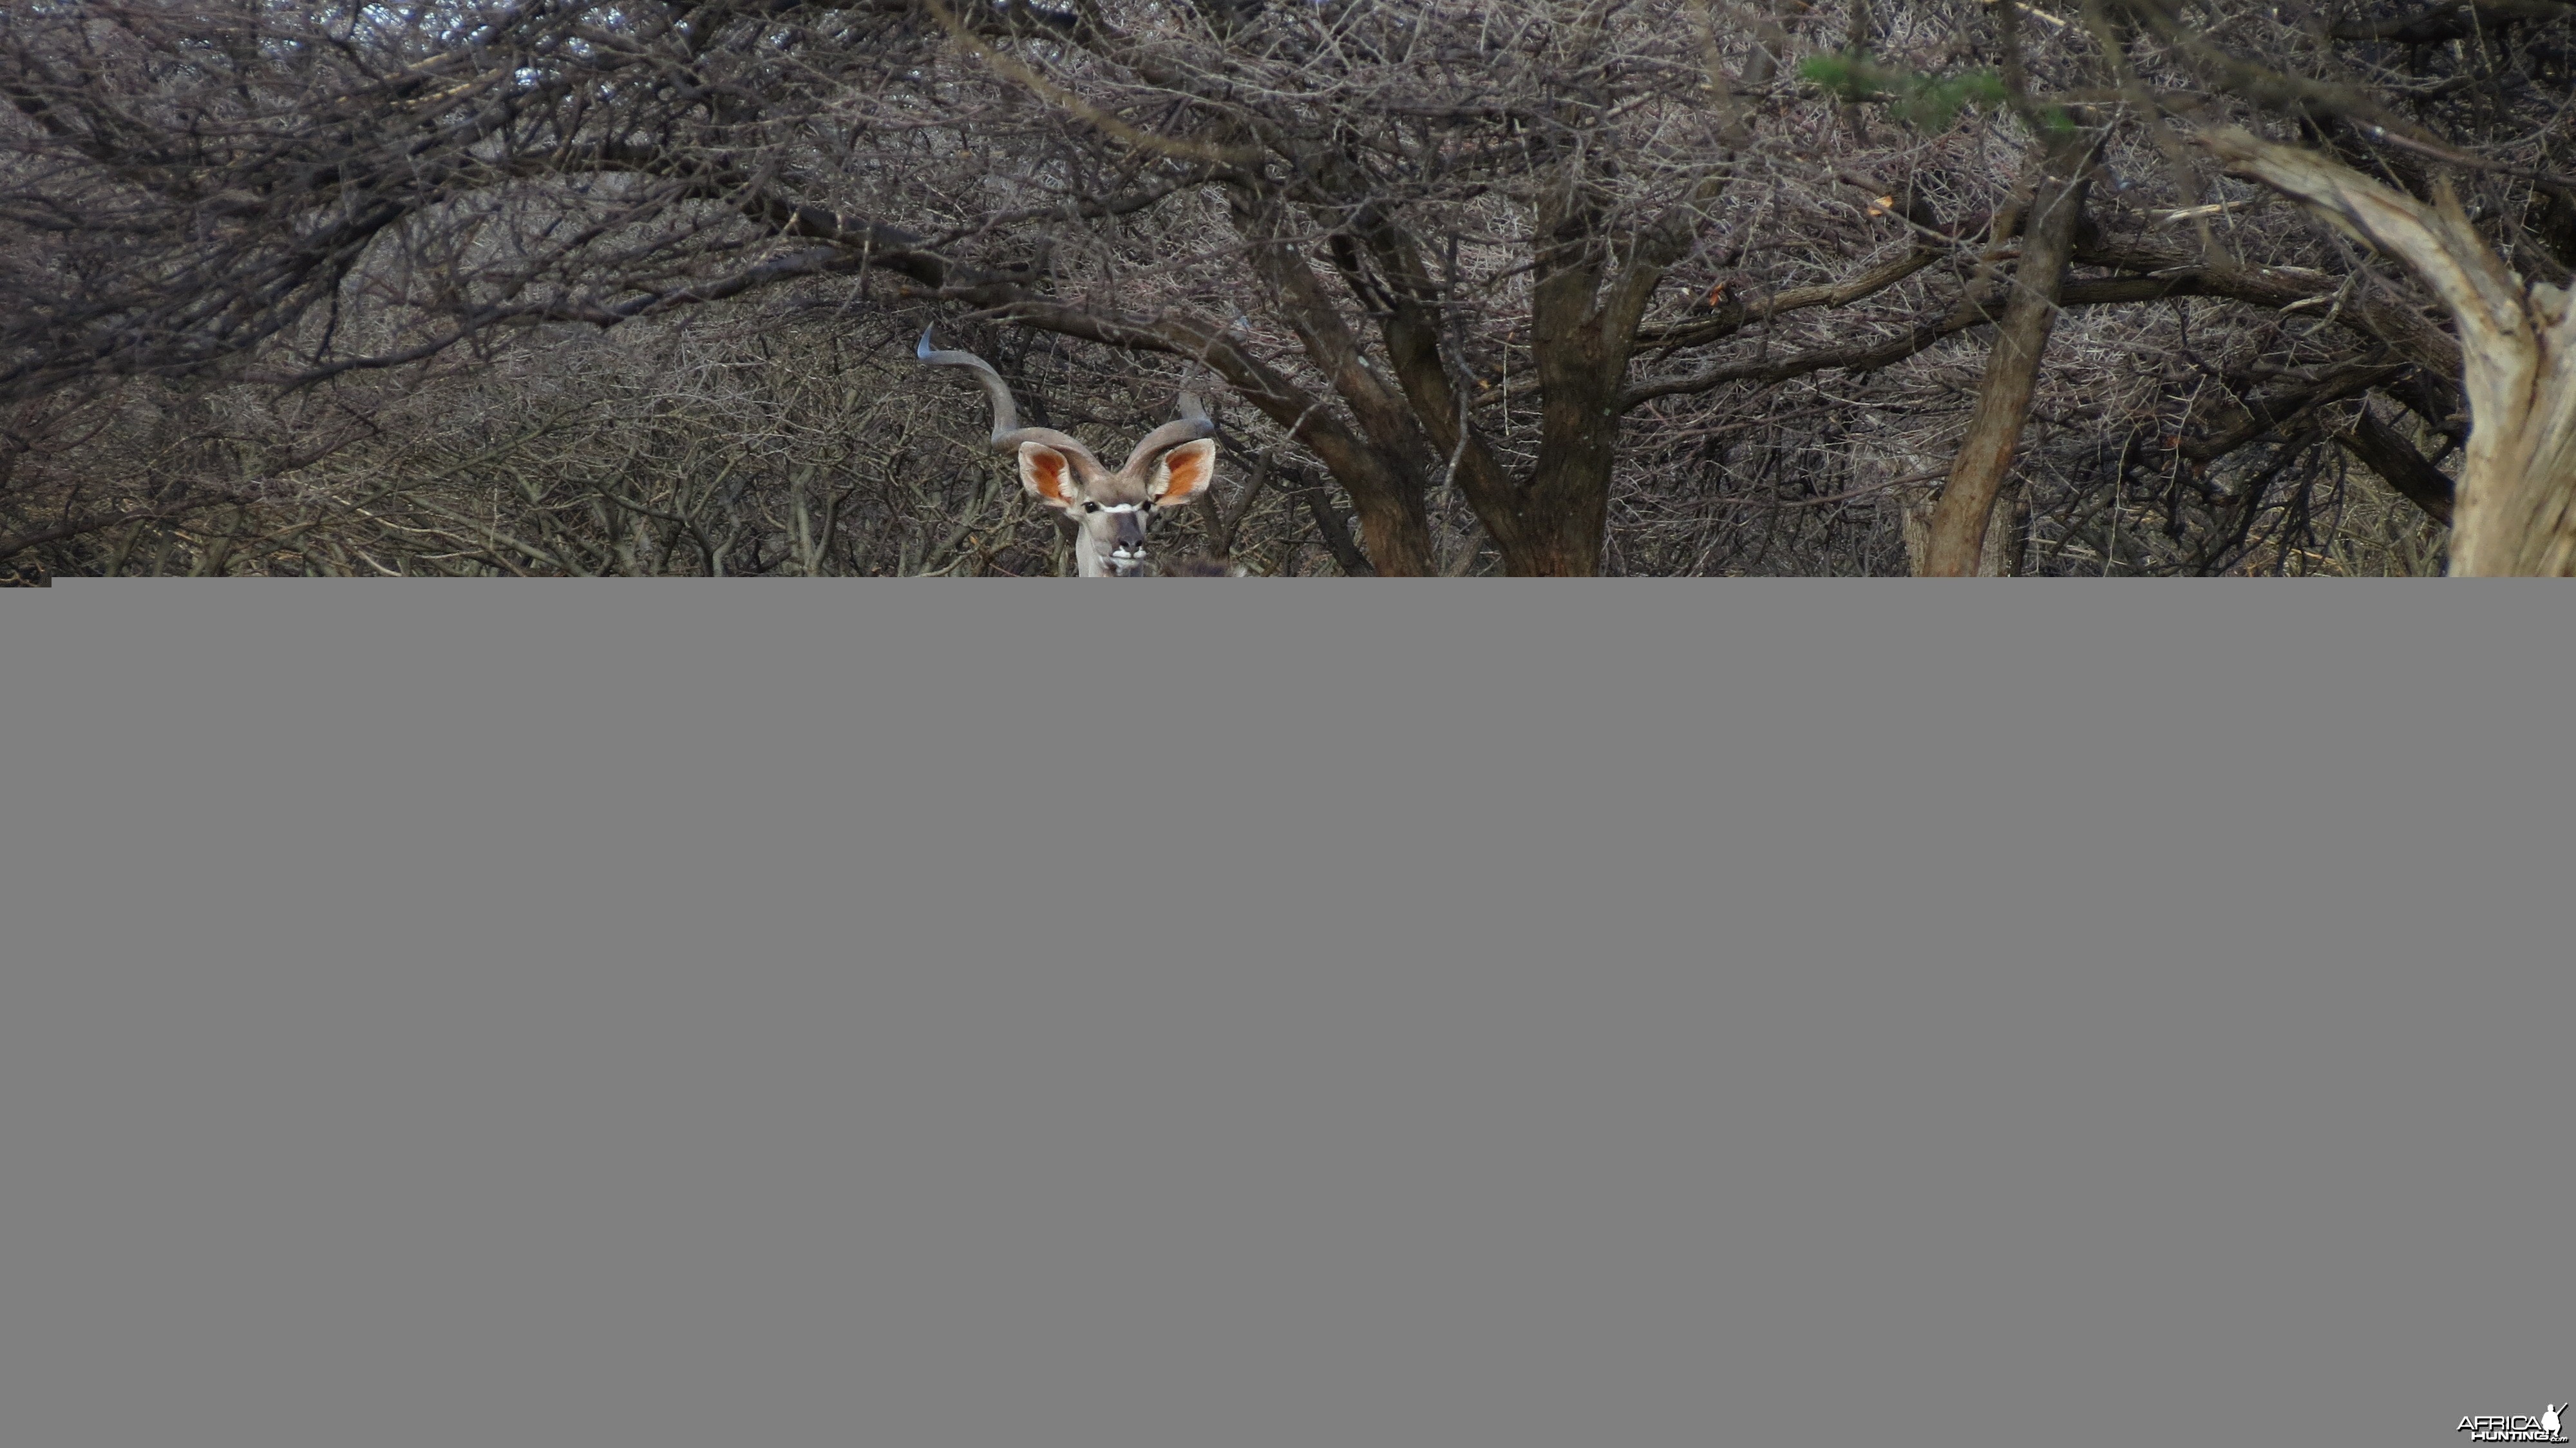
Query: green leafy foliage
[[1797, 53, 2009, 132]]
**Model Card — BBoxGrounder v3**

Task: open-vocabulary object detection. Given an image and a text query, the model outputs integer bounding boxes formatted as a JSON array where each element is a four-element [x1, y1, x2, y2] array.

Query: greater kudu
[[918, 328, 1225, 576]]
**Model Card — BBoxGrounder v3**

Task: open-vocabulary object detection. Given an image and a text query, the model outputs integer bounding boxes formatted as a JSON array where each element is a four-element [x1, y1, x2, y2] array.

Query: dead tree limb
[[2202, 129, 2576, 575], [2335, 407, 2458, 525]]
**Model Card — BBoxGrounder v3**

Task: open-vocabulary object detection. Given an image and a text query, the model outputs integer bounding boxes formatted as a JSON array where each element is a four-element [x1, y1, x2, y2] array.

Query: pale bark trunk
[[1984, 478, 2028, 575], [1899, 490, 1935, 573], [1919, 138, 2094, 576], [1902, 480, 2023, 575], [2202, 130, 2576, 575]]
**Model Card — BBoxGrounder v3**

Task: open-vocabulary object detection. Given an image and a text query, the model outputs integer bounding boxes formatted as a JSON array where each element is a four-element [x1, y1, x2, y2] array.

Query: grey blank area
[[3, 580, 2570, 1448]]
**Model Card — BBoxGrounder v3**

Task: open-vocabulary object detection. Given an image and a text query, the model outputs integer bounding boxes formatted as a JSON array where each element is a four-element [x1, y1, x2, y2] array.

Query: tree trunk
[[1902, 479, 2024, 575], [2202, 129, 2576, 575], [1513, 383, 1618, 576], [1227, 198, 1439, 575], [1920, 135, 2096, 575], [1501, 244, 1631, 576]]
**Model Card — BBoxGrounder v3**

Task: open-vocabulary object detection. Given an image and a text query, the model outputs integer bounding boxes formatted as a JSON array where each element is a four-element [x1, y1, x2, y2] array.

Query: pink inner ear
[[1021, 444, 1074, 504], [1160, 441, 1213, 500]]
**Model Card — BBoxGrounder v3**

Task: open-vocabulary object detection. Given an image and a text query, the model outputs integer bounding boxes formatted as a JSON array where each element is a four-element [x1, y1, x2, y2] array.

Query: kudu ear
[[1150, 438, 1218, 506], [1019, 441, 1084, 510]]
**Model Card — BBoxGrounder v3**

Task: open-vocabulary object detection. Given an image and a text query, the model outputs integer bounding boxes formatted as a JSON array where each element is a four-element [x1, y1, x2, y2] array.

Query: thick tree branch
[[1636, 247, 1942, 352], [2072, 227, 2465, 381], [2336, 406, 2459, 524], [2182, 360, 2409, 466], [2201, 128, 2576, 574]]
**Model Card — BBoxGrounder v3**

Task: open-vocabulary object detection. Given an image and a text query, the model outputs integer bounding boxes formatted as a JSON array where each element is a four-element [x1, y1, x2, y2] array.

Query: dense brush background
[[6, 0, 2568, 578]]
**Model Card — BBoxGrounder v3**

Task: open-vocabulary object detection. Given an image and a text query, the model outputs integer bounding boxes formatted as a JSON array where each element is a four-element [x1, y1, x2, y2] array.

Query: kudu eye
[[1084, 501, 1101, 513]]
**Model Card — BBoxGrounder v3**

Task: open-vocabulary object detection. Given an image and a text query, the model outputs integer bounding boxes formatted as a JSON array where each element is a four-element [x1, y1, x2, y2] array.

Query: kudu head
[[918, 327, 1219, 576]]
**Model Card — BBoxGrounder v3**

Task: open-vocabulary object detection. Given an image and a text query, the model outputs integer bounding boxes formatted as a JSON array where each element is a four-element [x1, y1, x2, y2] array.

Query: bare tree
[[6, 1, 2571, 579]]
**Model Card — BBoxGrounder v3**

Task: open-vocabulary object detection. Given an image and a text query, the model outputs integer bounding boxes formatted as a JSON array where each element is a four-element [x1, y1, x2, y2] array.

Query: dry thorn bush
[[7, 1, 2568, 578]]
